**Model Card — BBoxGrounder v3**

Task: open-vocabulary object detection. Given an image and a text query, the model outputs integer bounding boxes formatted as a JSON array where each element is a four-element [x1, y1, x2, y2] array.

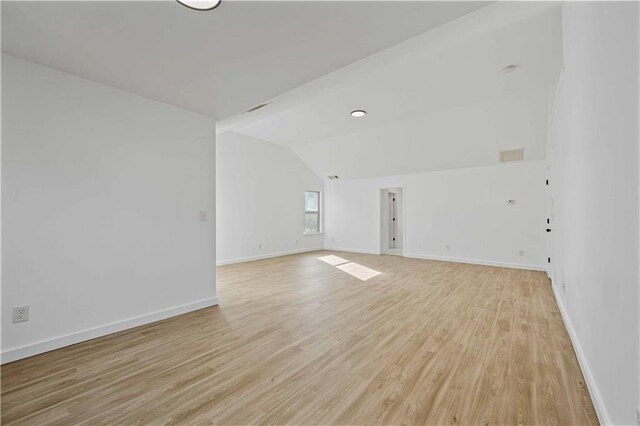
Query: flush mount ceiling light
[[350, 110, 366, 118], [502, 64, 518, 73], [177, 0, 221, 11]]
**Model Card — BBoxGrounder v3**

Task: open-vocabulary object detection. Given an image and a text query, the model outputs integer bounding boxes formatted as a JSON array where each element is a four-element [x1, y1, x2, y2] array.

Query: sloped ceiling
[[1, 0, 488, 119], [224, 3, 562, 180]]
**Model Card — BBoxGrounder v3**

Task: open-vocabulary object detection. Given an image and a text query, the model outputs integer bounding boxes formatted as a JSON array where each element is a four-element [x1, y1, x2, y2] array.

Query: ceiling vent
[[499, 148, 524, 163], [245, 103, 268, 113], [327, 175, 339, 180]]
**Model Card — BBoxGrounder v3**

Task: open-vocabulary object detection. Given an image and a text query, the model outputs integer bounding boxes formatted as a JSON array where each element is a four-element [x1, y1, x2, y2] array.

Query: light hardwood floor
[[1, 251, 598, 425]]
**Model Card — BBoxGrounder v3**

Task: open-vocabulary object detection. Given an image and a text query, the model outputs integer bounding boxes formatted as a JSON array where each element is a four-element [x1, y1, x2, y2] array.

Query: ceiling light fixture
[[350, 110, 366, 118], [502, 64, 518, 73], [176, 0, 221, 11]]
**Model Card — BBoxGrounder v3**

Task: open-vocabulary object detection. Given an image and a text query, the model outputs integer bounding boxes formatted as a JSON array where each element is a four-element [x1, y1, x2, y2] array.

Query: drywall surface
[[293, 88, 552, 180], [548, 3, 639, 424], [1, 55, 217, 361], [216, 132, 323, 264], [325, 161, 546, 269]]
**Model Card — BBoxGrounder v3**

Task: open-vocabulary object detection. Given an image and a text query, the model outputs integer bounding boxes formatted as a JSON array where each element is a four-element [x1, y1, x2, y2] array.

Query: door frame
[[379, 186, 406, 257]]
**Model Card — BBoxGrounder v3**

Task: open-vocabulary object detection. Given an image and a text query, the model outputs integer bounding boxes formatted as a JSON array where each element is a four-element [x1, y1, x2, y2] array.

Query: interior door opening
[[380, 187, 404, 256]]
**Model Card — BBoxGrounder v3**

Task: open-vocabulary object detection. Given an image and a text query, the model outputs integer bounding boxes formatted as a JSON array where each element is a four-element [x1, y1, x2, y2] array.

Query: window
[[304, 190, 321, 234]]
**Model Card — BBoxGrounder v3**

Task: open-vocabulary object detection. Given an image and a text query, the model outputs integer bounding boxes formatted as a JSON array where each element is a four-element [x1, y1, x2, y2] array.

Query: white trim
[[216, 247, 323, 266], [304, 189, 322, 234], [379, 186, 407, 257], [404, 253, 546, 271], [1, 297, 218, 364], [324, 247, 381, 255], [551, 283, 610, 426]]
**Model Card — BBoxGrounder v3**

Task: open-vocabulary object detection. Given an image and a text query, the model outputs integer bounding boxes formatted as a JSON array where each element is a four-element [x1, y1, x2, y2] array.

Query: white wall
[[216, 132, 323, 264], [548, 3, 639, 425], [1, 55, 217, 362], [325, 161, 547, 270]]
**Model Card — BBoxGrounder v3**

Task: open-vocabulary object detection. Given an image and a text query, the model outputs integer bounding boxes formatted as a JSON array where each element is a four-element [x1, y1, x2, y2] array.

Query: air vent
[[499, 148, 524, 163], [327, 175, 339, 180], [245, 103, 268, 113]]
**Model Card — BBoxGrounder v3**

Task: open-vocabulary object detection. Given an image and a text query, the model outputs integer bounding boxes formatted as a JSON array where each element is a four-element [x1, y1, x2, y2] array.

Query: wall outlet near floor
[[258, 243, 262, 249], [519, 250, 525, 256], [562, 281, 567, 295], [446, 244, 451, 251], [13, 306, 29, 323], [331, 238, 335, 243]]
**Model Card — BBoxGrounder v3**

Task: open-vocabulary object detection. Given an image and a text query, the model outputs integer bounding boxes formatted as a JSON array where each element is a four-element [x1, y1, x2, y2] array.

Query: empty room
[[1, 1, 639, 425]]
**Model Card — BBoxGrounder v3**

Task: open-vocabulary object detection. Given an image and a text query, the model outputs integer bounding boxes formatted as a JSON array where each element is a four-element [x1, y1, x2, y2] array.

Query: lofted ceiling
[[1, 0, 489, 120], [225, 2, 563, 180]]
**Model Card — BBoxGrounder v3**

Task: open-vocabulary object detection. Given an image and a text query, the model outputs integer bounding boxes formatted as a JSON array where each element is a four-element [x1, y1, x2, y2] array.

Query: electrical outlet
[[331, 238, 335, 243], [258, 243, 262, 249], [446, 245, 451, 251], [562, 281, 567, 295], [13, 306, 29, 323], [295, 240, 299, 245], [519, 250, 525, 256], [199, 210, 207, 221]]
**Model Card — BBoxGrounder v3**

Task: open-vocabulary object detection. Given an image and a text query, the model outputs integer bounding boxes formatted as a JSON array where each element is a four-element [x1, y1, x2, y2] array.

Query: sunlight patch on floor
[[318, 255, 349, 266], [318, 255, 381, 281], [336, 262, 381, 281]]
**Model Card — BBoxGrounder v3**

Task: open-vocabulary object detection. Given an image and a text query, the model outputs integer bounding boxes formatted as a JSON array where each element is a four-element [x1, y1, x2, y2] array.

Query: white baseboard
[[324, 247, 381, 255], [551, 283, 610, 426], [404, 253, 546, 271], [216, 247, 323, 266], [1, 297, 218, 364]]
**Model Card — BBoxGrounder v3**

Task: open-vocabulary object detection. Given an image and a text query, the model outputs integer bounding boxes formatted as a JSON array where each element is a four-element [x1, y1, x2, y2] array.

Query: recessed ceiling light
[[502, 64, 518, 73], [351, 110, 366, 118], [177, 0, 221, 11]]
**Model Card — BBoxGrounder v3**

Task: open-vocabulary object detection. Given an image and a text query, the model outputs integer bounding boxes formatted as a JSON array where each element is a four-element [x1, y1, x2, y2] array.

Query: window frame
[[304, 190, 322, 234]]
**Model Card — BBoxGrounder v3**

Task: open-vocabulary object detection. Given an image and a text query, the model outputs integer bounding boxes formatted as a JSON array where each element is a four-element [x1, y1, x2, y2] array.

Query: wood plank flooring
[[1, 251, 598, 425]]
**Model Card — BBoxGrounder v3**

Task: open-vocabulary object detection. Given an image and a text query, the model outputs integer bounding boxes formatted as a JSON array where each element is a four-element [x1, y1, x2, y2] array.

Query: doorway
[[380, 188, 404, 256]]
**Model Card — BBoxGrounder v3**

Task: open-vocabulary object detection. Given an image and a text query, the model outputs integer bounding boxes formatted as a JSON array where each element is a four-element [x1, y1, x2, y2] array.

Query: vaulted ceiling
[[3, 1, 562, 180], [224, 3, 562, 180], [1, 0, 488, 119]]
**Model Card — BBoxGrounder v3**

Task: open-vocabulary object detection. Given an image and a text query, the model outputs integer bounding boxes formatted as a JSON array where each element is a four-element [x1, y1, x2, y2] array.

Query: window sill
[[304, 232, 324, 235]]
